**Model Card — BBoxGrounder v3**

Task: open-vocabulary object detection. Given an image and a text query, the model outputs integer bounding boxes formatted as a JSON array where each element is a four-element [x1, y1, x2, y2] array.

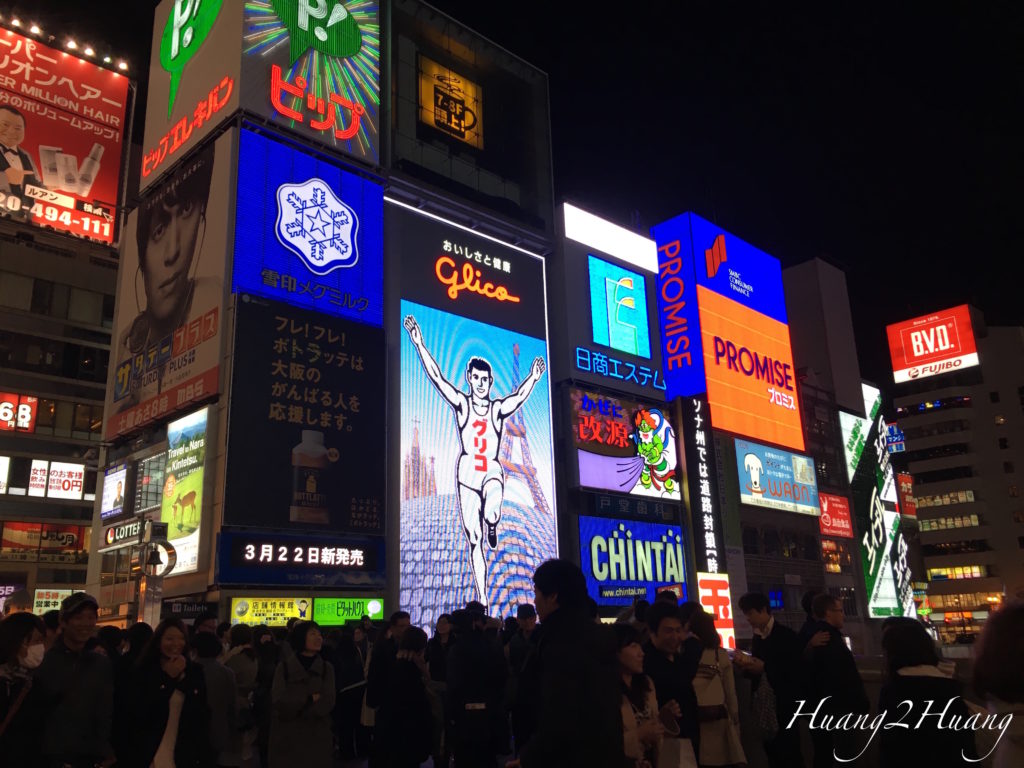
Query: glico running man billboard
[[651, 212, 803, 451], [886, 304, 979, 384], [395, 201, 556, 624]]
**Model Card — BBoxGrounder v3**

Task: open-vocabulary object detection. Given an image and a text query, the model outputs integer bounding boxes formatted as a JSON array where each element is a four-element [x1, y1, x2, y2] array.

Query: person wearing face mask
[[0, 612, 46, 763], [121, 617, 214, 768]]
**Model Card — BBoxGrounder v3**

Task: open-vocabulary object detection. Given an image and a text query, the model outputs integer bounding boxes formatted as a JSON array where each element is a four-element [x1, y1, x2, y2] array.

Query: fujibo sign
[[578, 516, 688, 606]]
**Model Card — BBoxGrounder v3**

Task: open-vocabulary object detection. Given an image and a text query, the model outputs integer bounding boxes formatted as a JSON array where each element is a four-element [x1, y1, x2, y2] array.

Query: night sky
[[28, 1, 1024, 386]]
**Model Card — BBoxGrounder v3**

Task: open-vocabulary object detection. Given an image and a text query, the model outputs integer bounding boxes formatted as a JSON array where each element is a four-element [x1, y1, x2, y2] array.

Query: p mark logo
[[705, 234, 727, 278], [270, 0, 363, 65], [160, 0, 224, 118], [275, 178, 360, 276]]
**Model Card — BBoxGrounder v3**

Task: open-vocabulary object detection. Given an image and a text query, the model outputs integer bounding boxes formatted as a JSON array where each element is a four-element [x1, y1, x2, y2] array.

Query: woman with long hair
[[121, 617, 213, 768], [613, 623, 679, 767], [224, 624, 259, 768], [688, 610, 745, 768], [0, 612, 46, 765], [268, 620, 335, 768]]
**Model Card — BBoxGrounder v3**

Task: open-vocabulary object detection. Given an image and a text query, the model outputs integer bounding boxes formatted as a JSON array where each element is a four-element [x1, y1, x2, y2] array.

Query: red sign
[[886, 304, 979, 384], [0, 29, 130, 244], [897, 473, 917, 519], [697, 571, 735, 650], [0, 392, 37, 431], [819, 493, 854, 539]]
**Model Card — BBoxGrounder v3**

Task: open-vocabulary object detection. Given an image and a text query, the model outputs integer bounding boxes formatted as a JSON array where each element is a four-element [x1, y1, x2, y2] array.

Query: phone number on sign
[[0, 191, 112, 240]]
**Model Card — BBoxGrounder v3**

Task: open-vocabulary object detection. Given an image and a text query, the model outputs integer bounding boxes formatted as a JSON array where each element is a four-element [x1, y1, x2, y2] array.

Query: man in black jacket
[[512, 559, 625, 768], [642, 600, 700, 760], [366, 610, 410, 768], [737, 592, 805, 768]]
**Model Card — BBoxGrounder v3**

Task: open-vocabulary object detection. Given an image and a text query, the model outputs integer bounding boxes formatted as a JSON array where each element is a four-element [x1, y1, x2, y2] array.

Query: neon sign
[[142, 75, 234, 179], [588, 255, 651, 358], [574, 347, 666, 392]]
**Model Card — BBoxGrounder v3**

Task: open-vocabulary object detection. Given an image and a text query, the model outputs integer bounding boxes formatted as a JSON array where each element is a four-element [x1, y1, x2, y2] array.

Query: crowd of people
[[1, 560, 1023, 768]]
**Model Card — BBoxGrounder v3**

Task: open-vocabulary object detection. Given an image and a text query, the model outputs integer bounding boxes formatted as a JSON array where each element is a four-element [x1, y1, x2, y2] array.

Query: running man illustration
[[404, 314, 546, 609]]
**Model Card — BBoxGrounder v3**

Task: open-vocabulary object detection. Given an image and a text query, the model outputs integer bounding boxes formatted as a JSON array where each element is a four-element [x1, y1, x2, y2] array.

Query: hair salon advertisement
[[0, 27, 130, 244], [104, 131, 233, 440]]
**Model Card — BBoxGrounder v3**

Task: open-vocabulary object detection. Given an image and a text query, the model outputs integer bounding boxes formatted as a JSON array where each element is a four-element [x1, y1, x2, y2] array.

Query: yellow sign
[[418, 55, 483, 149], [230, 596, 313, 626]]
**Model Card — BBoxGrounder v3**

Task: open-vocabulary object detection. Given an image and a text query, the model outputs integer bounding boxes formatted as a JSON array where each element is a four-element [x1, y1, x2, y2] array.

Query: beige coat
[[621, 677, 663, 764], [692, 647, 746, 766]]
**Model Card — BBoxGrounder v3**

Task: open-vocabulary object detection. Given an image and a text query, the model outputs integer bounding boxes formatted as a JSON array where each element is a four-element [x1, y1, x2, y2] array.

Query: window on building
[[1011, 485, 1020, 498], [763, 530, 781, 557], [919, 514, 981, 532], [1019, 537, 1024, 549], [0, 271, 33, 311], [828, 587, 858, 617], [996, 415, 1007, 426], [742, 527, 759, 556], [1014, 509, 1024, 524], [990, 391, 1001, 404], [1000, 438, 1010, 450], [1005, 462, 1015, 474], [927, 565, 988, 581]]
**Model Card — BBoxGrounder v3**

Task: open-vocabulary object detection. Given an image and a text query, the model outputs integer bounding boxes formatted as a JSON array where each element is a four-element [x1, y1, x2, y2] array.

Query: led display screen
[[839, 384, 882, 484], [418, 54, 483, 149], [578, 515, 688, 606], [886, 304, 979, 384], [159, 407, 210, 576], [819, 493, 854, 539], [897, 472, 917, 519], [232, 128, 384, 325], [230, 596, 313, 627], [0, 27, 130, 243], [314, 596, 385, 625], [571, 388, 682, 500], [101, 464, 130, 521], [0, 392, 37, 432], [106, 132, 232, 440], [588, 255, 651, 359], [394, 201, 556, 624], [734, 439, 819, 516]]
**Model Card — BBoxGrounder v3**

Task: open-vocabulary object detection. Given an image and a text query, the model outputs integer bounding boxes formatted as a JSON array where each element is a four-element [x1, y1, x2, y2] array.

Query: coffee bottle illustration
[[289, 430, 330, 524]]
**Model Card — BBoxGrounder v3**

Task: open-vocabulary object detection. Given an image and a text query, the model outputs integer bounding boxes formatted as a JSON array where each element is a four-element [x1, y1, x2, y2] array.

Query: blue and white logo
[[275, 178, 360, 275]]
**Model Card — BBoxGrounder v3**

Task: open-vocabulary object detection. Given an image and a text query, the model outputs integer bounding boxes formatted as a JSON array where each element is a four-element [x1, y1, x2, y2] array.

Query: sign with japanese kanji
[[697, 571, 736, 650], [230, 595, 313, 626], [314, 595, 384, 624], [141, 0, 241, 191], [224, 295, 385, 534], [106, 131, 233, 440], [570, 388, 682, 500], [0, 392, 37, 432], [679, 395, 725, 575], [232, 128, 383, 325], [0, 27, 131, 244], [32, 588, 73, 614], [218, 529, 385, 588], [418, 55, 483, 149]]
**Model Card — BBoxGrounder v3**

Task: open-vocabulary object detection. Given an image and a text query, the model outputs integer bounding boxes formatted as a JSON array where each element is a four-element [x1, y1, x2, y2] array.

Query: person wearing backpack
[[688, 610, 745, 767]]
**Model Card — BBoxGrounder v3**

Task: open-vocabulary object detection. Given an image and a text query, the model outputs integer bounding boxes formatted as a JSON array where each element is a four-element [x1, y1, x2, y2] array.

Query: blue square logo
[[588, 255, 651, 359]]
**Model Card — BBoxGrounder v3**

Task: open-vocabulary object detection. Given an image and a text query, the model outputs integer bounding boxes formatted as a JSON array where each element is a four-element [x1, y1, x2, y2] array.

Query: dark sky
[[30, 1, 1024, 385]]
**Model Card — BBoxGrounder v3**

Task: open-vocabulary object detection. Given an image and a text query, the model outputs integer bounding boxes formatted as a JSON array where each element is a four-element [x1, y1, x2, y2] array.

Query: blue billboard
[[588, 255, 652, 359], [578, 515, 688, 607], [232, 128, 384, 326], [734, 438, 820, 516], [650, 212, 788, 399]]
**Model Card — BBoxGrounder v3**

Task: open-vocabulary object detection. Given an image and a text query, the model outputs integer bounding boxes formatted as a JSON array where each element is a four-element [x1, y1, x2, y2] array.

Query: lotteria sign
[[100, 519, 143, 552], [886, 304, 979, 384], [578, 515, 688, 607], [735, 439, 819, 516]]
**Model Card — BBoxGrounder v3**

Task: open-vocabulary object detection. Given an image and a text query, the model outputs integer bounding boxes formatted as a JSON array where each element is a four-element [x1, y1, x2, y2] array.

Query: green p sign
[[160, 0, 224, 118], [313, 596, 384, 625], [270, 0, 363, 65]]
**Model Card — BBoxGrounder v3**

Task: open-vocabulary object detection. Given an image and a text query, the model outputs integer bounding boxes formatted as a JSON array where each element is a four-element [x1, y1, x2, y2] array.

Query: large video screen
[[395, 202, 556, 625], [101, 464, 130, 522], [734, 439, 819, 516], [159, 407, 209, 576]]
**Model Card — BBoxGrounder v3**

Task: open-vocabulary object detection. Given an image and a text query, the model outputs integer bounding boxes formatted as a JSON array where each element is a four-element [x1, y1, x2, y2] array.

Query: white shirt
[[753, 616, 775, 639]]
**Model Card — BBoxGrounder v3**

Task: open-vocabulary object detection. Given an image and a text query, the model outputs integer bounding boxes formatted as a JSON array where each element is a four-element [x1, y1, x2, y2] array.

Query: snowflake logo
[[275, 178, 359, 275]]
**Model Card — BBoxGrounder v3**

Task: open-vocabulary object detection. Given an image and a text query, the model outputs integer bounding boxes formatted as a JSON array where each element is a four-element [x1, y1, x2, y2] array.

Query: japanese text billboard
[[224, 296, 385, 534], [679, 396, 725, 575], [232, 128, 384, 325], [0, 28, 130, 243], [33, 588, 73, 614], [734, 439, 819, 516], [839, 383, 882, 484], [395, 201, 556, 624], [697, 571, 736, 650], [896, 472, 917, 519], [141, 0, 241, 190], [571, 388, 682, 500], [418, 54, 482, 149], [230, 595, 313, 626], [819, 493, 854, 539], [106, 132, 232, 439], [45, 462, 85, 501], [159, 407, 209, 576], [886, 304, 979, 384], [651, 212, 789, 400], [240, 0, 381, 166], [0, 392, 37, 432], [314, 596, 384, 624], [578, 515, 688, 607]]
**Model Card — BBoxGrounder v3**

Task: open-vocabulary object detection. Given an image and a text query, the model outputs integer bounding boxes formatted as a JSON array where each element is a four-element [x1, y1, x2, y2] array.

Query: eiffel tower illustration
[[499, 344, 551, 516]]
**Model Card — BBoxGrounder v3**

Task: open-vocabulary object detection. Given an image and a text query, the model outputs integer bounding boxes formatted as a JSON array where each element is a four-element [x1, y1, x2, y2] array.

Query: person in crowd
[[511, 558, 624, 768], [0, 611, 46, 765], [122, 616, 213, 768], [447, 607, 508, 767], [194, 612, 219, 636], [353, 623, 370, 667], [688, 610, 745, 767], [223, 624, 260, 768], [643, 601, 702, 762], [973, 602, 1024, 768], [31, 591, 115, 768], [2, 589, 32, 617], [736, 592, 805, 768], [375, 626, 437, 767], [97, 625, 126, 658], [807, 593, 868, 767], [655, 590, 680, 605], [194, 631, 241, 768], [40, 609, 60, 649], [217, 622, 233, 655], [507, 604, 537, 678], [268, 620, 336, 768], [614, 622, 679, 767], [113, 621, 155, 757], [252, 625, 280, 768], [797, 590, 826, 650], [367, 610, 411, 710], [332, 628, 368, 760], [426, 613, 454, 684], [878, 619, 976, 766], [502, 616, 520, 646]]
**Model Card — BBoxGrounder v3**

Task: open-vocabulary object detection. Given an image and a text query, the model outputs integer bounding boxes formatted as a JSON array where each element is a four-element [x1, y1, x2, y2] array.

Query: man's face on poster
[[142, 195, 202, 322], [468, 365, 493, 400], [0, 109, 25, 149]]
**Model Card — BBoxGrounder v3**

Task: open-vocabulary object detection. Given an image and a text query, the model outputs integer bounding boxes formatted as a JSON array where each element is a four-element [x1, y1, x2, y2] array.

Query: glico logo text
[[712, 337, 793, 391]]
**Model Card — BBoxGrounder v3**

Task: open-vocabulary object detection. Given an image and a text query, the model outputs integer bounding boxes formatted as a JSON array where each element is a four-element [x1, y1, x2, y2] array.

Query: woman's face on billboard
[[142, 196, 202, 322]]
